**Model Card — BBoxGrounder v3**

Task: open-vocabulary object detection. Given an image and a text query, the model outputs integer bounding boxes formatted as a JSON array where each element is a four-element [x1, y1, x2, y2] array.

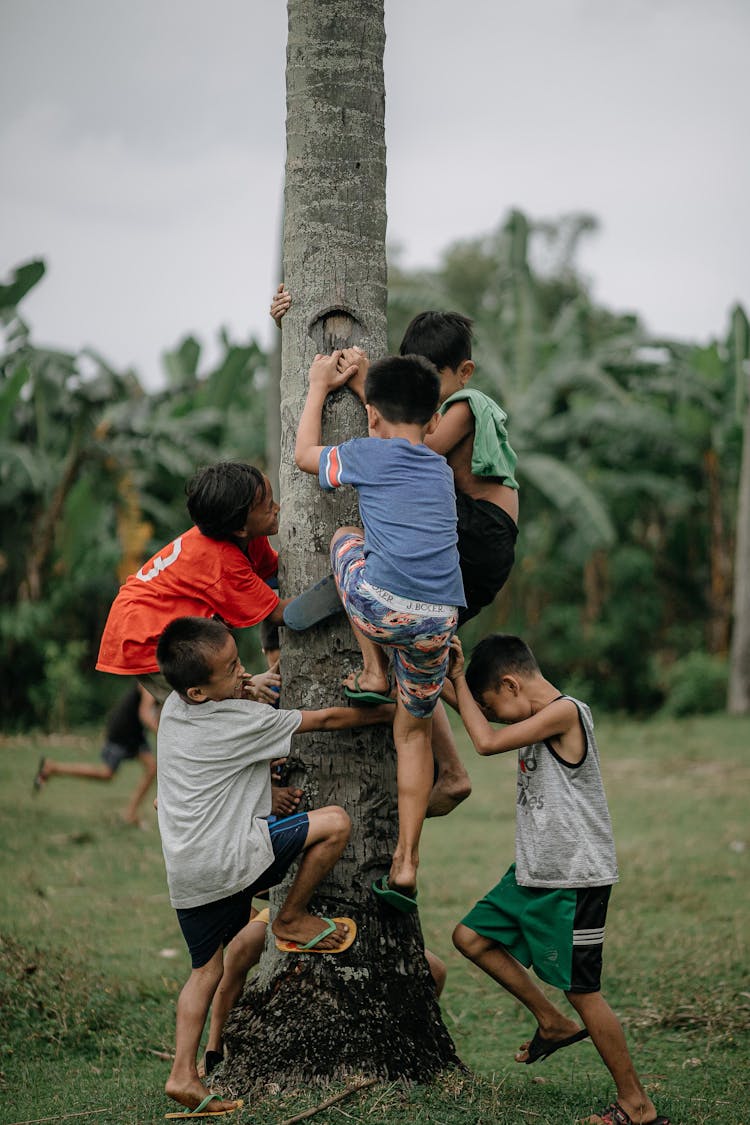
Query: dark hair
[[156, 616, 232, 694], [465, 634, 540, 699], [399, 311, 473, 372], [186, 462, 265, 540], [365, 354, 440, 425]]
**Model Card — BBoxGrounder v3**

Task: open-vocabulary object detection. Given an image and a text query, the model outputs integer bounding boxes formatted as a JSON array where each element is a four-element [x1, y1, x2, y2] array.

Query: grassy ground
[[1, 714, 749, 1124]]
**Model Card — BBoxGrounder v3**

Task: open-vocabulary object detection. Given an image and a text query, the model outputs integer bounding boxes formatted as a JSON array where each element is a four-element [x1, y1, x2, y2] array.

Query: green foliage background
[[1, 209, 747, 727]]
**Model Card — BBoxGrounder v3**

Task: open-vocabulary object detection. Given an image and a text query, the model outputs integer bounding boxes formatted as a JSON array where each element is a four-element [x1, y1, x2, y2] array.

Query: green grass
[[1, 714, 749, 1124]]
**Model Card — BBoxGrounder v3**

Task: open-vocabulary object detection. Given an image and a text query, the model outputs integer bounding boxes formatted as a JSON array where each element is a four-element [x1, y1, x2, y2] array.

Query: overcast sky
[[2, 0, 748, 387]]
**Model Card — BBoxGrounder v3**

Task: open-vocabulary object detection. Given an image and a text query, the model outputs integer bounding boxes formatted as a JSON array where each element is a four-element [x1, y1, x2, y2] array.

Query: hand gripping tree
[[222, 0, 462, 1089]]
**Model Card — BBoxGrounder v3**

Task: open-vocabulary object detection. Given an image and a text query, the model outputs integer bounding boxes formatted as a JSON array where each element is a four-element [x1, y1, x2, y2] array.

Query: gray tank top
[[515, 696, 619, 888]]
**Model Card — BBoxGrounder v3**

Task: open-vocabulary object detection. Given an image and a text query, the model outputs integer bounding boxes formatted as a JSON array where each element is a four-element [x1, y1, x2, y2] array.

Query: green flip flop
[[372, 874, 418, 914], [164, 1092, 244, 1117], [275, 916, 358, 953], [344, 671, 395, 705]]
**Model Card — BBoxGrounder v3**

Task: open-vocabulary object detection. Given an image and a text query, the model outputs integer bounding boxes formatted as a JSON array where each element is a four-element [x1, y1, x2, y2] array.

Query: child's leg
[[567, 991, 658, 1123], [165, 948, 240, 1113], [38, 759, 114, 783], [271, 806, 353, 948], [388, 702, 434, 895], [453, 923, 584, 1052], [427, 699, 472, 816], [122, 750, 157, 824], [343, 619, 391, 696], [204, 909, 268, 1060], [425, 948, 447, 998], [330, 526, 391, 696]]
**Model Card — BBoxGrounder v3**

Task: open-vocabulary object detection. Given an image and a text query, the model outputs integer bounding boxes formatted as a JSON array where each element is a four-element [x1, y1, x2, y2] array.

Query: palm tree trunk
[[729, 398, 750, 711], [728, 305, 750, 713], [223, 0, 461, 1087]]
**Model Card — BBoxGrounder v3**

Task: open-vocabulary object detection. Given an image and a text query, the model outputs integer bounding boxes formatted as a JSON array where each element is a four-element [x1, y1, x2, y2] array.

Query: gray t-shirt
[[515, 696, 619, 889], [156, 693, 302, 908]]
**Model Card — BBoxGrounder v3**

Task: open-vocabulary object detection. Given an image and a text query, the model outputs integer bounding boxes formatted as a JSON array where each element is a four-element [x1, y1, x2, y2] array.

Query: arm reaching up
[[294, 352, 357, 474]]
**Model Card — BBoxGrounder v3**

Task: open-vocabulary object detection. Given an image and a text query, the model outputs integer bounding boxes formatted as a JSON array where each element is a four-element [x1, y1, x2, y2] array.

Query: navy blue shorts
[[175, 811, 309, 968], [100, 739, 151, 772]]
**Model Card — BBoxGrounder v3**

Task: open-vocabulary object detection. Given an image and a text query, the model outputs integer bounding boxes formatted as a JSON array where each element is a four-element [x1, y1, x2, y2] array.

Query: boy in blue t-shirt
[[295, 351, 465, 910]]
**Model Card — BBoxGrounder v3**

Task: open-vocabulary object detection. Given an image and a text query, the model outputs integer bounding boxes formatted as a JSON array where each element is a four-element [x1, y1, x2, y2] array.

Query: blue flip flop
[[372, 874, 418, 914]]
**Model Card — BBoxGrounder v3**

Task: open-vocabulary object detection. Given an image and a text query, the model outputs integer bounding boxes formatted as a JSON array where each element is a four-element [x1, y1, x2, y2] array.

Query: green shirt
[[440, 387, 519, 488]]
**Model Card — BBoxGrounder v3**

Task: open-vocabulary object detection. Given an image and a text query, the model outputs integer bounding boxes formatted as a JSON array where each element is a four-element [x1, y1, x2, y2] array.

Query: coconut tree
[[728, 304, 750, 712], [221, 0, 461, 1089]]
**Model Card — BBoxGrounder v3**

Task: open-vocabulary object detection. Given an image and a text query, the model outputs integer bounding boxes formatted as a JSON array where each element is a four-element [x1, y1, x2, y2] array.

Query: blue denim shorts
[[176, 811, 309, 967]]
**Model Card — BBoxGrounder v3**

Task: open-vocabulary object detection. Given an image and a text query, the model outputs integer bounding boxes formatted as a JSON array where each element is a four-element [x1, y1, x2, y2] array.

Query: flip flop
[[275, 916, 357, 953], [371, 874, 418, 914], [578, 1103, 671, 1125], [165, 1093, 244, 1118], [343, 671, 395, 705], [282, 574, 343, 631], [523, 1026, 590, 1064], [199, 1049, 223, 1078], [32, 756, 47, 794]]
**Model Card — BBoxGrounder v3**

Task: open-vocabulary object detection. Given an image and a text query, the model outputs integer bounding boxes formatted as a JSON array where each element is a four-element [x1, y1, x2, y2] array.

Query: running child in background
[[32, 683, 160, 826]]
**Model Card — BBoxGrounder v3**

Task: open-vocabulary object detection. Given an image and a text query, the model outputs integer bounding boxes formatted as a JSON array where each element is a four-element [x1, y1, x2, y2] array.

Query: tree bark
[[703, 448, 732, 656], [728, 309, 750, 711], [223, 0, 461, 1089]]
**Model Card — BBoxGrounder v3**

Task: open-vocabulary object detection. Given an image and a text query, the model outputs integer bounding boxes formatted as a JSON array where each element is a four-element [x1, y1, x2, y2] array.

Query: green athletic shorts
[[460, 863, 612, 992]]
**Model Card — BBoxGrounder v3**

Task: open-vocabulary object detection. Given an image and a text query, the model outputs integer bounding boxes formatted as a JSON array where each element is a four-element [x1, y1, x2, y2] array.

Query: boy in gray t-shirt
[[447, 634, 670, 1125], [155, 615, 391, 1119]]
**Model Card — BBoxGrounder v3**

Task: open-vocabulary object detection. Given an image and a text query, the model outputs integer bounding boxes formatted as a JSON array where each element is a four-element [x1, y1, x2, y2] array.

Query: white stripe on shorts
[[361, 580, 457, 618], [573, 926, 606, 946]]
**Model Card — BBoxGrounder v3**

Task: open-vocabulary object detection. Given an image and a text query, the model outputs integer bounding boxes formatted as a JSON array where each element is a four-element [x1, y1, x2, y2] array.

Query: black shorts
[[175, 811, 309, 968], [100, 739, 151, 772], [456, 492, 518, 626]]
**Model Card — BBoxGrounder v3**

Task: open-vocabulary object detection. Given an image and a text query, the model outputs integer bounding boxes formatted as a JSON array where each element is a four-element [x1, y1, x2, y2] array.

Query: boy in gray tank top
[[447, 634, 670, 1125]]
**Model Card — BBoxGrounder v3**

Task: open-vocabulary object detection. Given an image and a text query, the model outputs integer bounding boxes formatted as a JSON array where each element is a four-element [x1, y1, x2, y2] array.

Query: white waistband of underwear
[[361, 580, 458, 618]]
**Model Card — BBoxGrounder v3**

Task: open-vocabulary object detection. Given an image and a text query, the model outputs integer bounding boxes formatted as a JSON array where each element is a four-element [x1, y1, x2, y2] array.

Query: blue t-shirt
[[319, 436, 466, 607]]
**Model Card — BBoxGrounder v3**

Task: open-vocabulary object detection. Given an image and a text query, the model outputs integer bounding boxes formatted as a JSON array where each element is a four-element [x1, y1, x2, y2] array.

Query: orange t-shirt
[[96, 526, 279, 675]]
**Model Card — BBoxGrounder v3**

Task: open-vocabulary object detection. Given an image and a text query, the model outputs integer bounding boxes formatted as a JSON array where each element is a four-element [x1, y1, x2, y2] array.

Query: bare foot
[[272, 912, 350, 950], [388, 856, 418, 898], [271, 786, 303, 816], [165, 1077, 241, 1114], [427, 770, 472, 817], [121, 816, 148, 830]]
